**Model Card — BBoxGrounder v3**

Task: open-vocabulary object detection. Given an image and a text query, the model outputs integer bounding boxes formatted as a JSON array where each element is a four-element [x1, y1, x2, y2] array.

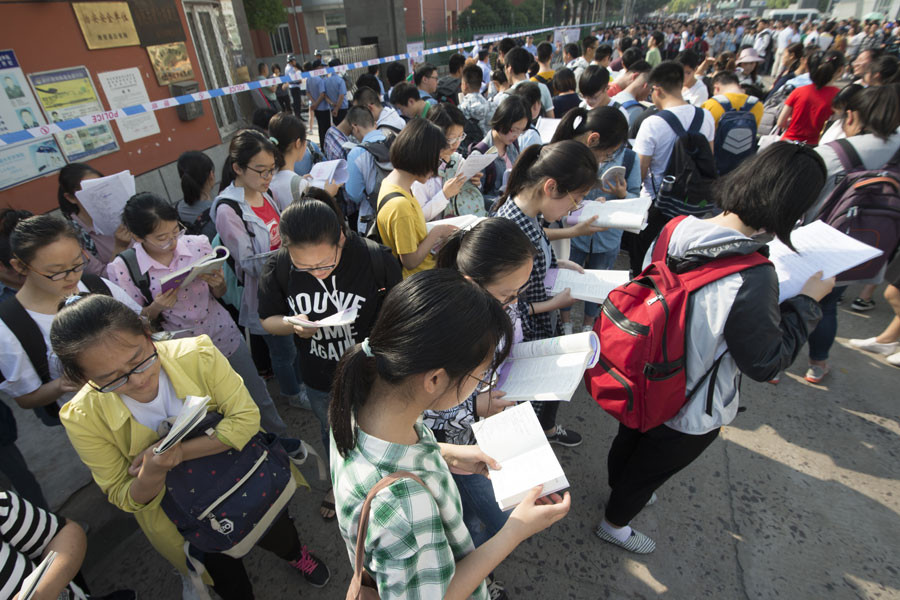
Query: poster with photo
[[0, 49, 65, 190], [146, 42, 194, 86], [28, 66, 118, 162], [98, 67, 159, 142]]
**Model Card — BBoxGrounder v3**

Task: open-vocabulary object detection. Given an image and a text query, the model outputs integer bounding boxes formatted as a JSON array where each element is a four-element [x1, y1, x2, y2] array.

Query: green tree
[[244, 0, 287, 33]]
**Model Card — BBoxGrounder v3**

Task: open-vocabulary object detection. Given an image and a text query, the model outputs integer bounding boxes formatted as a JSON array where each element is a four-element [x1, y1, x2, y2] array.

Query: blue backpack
[[159, 413, 296, 558], [712, 95, 759, 176]]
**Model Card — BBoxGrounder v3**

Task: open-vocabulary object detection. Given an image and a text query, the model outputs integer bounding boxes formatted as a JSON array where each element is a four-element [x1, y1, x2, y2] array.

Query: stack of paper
[[544, 268, 630, 304], [456, 150, 498, 181], [494, 331, 600, 401], [472, 402, 569, 511], [154, 395, 210, 455], [425, 214, 486, 232], [74, 170, 135, 236], [309, 159, 348, 189], [768, 221, 883, 303], [17, 551, 57, 600], [283, 307, 358, 328], [566, 197, 651, 233]]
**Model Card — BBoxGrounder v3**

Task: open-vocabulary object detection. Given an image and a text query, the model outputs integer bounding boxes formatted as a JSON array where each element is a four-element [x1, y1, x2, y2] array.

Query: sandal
[[320, 488, 336, 521]]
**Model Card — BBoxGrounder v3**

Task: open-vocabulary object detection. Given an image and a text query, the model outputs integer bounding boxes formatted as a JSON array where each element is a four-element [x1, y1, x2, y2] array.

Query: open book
[[768, 221, 883, 303], [153, 395, 210, 455], [18, 550, 57, 600], [545, 268, 630, 304], [308, 159, 348, 189], [455, 149, 498, 181], [283, 307, 358, 328], [74, 170, 135, 236], [536, 117, 561, 144], [425, 214, 486, 233], [471, 402, 569, 511], [565, 197, 651, 233], [495, 331, 600, 401], [159, 246, 230, 294]]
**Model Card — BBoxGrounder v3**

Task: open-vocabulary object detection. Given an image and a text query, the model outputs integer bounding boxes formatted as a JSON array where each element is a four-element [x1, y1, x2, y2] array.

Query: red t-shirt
[[251, 200, 282, 250], [607, 82, 623, 97], [782, 84, 839, 145]]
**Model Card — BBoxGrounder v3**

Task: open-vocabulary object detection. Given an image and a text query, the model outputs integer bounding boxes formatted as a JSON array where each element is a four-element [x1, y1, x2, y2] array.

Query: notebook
[[472, 402, 569, 511], [544, 268, 631, 304], [425, 214, 486, 232], [159, 246, 230, 294]]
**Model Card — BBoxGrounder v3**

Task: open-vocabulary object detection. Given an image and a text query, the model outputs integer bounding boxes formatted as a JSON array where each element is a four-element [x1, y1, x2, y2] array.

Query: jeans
[[452, 472, 509, 547], [306, 386, 330, 459], [561, 246, 619, 319], [807, 285, 846, 362], [262, 334, 303, 398], [227, 340, 287, 435]]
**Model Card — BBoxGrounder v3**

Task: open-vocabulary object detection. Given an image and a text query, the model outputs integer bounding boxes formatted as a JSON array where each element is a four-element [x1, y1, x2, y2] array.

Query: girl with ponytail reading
[[330, 269, 570, 600], [176, 151, 217, 242]]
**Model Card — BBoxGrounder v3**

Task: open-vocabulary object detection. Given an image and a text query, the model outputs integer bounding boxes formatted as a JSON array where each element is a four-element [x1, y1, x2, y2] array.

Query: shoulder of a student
[[368, 477, 442, 552]]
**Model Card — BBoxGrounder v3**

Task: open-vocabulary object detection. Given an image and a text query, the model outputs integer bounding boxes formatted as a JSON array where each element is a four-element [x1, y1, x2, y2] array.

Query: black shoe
[[486, 574, 509, 600], [290, 546, 330, 588], [851, 297, 876, 311], [546, 424, 583, 447]]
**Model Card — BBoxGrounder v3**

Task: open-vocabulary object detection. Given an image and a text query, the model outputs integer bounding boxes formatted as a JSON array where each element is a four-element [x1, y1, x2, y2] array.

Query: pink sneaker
[[289, 545, 330, 588]]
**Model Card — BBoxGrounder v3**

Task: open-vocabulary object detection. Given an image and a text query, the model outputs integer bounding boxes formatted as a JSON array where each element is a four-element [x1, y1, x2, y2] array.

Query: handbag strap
[[348, 471, 430, 598]]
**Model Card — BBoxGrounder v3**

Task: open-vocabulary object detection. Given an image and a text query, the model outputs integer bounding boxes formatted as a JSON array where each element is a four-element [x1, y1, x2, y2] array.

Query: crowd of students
[[1, 16, 899, 600]]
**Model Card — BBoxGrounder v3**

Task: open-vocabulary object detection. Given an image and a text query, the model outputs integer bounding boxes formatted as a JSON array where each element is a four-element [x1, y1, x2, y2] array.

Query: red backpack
[[584, 216, 770, 432]]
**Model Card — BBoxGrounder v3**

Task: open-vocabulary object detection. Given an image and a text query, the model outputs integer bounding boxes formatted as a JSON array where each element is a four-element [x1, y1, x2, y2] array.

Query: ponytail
[[268, 112, 307, 169], [329, 269, 513, 457], [436, 217, 536, 286], [810, 49, 845, 89], [495, 140, 599, 211], [550, 105, 628, 151], [219, 129, 277, 192], [550, 106, 589, 142], [177, 151, 214, 206]]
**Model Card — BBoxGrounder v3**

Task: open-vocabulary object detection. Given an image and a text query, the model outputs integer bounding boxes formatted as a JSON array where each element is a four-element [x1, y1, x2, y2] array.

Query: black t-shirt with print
[[257, 233, 402, 391]]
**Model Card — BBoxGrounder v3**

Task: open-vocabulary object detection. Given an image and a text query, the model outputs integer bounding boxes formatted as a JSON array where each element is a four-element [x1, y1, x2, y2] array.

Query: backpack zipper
[[197, 450, 269, 522], [599, 356, 634, 412], [602, 300, 650, 337]]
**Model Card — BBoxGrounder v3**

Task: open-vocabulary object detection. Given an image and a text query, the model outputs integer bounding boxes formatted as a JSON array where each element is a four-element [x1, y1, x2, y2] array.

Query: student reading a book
[[330, 269, 570, 600], [420, 103, 486, 218], [176, 151, 218, 243], [507, 82, 544, 151], [108, 192, 287, 435], [211, 129, 310, 411], [258, 189, 401, 519], [595, 143, 833, 555], [476, 96, 528, 201], [425, 218, 534, 556], [495, 140, 599, 448], [0, 214, 141, 426], [0, 490, 136, 600], [375, 118, 457, 278], [52, 295, 331, 598], [551, 106, 641, 334], [57, 163, 133, 277]]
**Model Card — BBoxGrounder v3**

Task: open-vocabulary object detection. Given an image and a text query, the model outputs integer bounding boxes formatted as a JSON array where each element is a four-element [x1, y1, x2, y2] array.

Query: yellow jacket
[[59, 334, 305, 575]]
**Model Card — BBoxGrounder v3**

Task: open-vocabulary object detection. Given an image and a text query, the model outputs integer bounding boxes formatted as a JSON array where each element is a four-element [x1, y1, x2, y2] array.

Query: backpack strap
[[117, 248, 153, 306], [677, 251, 770, 294], [621, 99, 640, 110], [360, 235, 389, 299], [349, 471, 431, 599], [622, 148, 636, 180], [740, 96, 759, 112], [81, 273, 111, 296], [828, 139, 864, 172], [657, 109, 688, 138], [687, 106, 705, 134], [651, 215, 689, 263], [712, 95, 733, 112], [373, 191, 406, 224], [216, 198, 256, 238]]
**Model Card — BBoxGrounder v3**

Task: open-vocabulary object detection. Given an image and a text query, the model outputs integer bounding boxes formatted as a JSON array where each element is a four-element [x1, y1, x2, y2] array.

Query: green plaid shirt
[[331, 420, 489, 600]]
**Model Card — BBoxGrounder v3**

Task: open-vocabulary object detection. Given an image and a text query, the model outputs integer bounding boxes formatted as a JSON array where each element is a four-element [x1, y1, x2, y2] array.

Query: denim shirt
[[571, 147, 642, 255]]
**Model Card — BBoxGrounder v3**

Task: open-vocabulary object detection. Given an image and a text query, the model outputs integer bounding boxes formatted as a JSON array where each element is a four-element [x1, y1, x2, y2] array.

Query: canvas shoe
[[848, 337, 899, 356], [486, 574, 509, 600], [595, 524, 656, 554], [850, 297, 876, 311], [289, 546, 330, 588], [887, 352, 900, 367], [562, 322, 574, 335], [546, 424, 583, 447], [805, 364, 829, 384]]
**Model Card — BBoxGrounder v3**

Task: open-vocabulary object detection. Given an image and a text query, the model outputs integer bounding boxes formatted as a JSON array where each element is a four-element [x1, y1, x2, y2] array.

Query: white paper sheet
[[566, 197, 651, 233], [19, 551, 57, 600], [309, 159, 348, 189], [536, 117, 561, 144], [456, 150, 497, 180], [97, 67, 160, 142], [768, 221, 884, 303], [75, 170, 135, 236], [283, 307, 358, 328], [425, 214, 486, 232]]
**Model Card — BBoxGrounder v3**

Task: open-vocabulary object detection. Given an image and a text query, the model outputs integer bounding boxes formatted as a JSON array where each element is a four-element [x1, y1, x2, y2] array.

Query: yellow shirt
[[532, 70, 555, 83], [376, 182, 435, 278], [59, 335, 306, 577], [702, 93, 764, 128]]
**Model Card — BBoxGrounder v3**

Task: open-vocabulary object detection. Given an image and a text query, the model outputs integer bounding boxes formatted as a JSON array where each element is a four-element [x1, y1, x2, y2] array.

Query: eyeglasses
[[245, 165, 277, 179], [500, 281, 530, 307], [468, 372, 497, 392], [89, 349, 158, 393], [445, 134, 466, 147], [22, 251, 89, 281], [291, 247, 340, 273], [566, 191, 585, 212], [597, 145, 621, 163], [149, 225, 185, 249]]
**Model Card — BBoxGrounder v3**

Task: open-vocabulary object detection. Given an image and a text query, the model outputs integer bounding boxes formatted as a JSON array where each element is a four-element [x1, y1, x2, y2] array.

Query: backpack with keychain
[[653, 107, 718, 220]]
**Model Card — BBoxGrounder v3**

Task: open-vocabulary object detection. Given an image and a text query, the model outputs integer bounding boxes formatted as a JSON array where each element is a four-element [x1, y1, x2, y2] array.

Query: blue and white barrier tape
[[0, 21, 606, 147]]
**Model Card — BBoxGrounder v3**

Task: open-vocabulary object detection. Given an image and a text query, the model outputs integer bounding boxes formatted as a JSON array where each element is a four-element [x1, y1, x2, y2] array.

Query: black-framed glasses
[[245, 165, 277, 179], [500, 281, 530, 307], [291, 246, 340, 273], [89, 350, 158, 393], [22, 251, 89, 281], [468, 372, 497, 392]]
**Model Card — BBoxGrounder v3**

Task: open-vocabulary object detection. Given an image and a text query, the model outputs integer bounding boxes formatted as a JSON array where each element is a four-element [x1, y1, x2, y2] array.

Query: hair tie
[[64, 294, 82, 307], [361, 338, 374, 357], [572, 115, 584, 131], [268, 136, 278, 145]]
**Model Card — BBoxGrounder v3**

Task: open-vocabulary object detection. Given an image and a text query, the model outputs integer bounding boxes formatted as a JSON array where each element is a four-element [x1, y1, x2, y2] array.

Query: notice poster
[[406, 42, 425, 72], [98, 67, 159, 142], [0, 50, 64, 190], [553, 28, 581, 47], [28, 66, 118, 162]]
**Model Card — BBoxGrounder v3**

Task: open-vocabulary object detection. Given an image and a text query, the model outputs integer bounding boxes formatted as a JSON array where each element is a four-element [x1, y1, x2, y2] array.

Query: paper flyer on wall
[[0, 49, 65, 190], [98, 67, 160, 142], [28, 66, 119, 162]]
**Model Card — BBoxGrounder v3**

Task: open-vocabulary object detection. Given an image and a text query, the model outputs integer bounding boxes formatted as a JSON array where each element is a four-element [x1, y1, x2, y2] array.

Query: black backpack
[[653, 108, 719, 220], [364, 191, 405, 244], [461, 117, 485, 158], [177, 202, 213, 239], [0, 274, 111, 427], [435, 78, 461, 105]]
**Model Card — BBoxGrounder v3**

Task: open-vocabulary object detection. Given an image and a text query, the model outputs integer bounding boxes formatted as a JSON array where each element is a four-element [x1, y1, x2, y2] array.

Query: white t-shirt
[[0, 277, 142, 401], [683, 77, 709, 107], [633, 104, 715, 197], [120, 368, 182, 433], [269, 169, 309, 212]]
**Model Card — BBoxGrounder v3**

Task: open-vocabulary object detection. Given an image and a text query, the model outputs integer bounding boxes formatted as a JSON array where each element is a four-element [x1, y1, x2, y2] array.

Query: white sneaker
[[848, 337, 899, 356], [562, 322, 574, 335], [581, 324, 594, 333], [887, 352, 900, 366]]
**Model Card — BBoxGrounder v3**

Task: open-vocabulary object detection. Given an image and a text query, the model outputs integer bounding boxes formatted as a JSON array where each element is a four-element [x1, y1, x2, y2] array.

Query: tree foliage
[[245, 0, 287, 33]]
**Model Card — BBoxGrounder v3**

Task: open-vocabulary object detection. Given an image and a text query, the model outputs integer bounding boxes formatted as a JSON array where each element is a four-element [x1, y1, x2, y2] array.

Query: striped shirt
[[0, 491, 85, 600], [331, 421, 488, 600]]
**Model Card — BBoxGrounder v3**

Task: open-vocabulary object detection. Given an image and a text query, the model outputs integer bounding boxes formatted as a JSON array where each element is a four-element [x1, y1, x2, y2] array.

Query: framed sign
[[72, 2, 141, 50], [146, 42, 194, 86], [127, 0, 185, 46]]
